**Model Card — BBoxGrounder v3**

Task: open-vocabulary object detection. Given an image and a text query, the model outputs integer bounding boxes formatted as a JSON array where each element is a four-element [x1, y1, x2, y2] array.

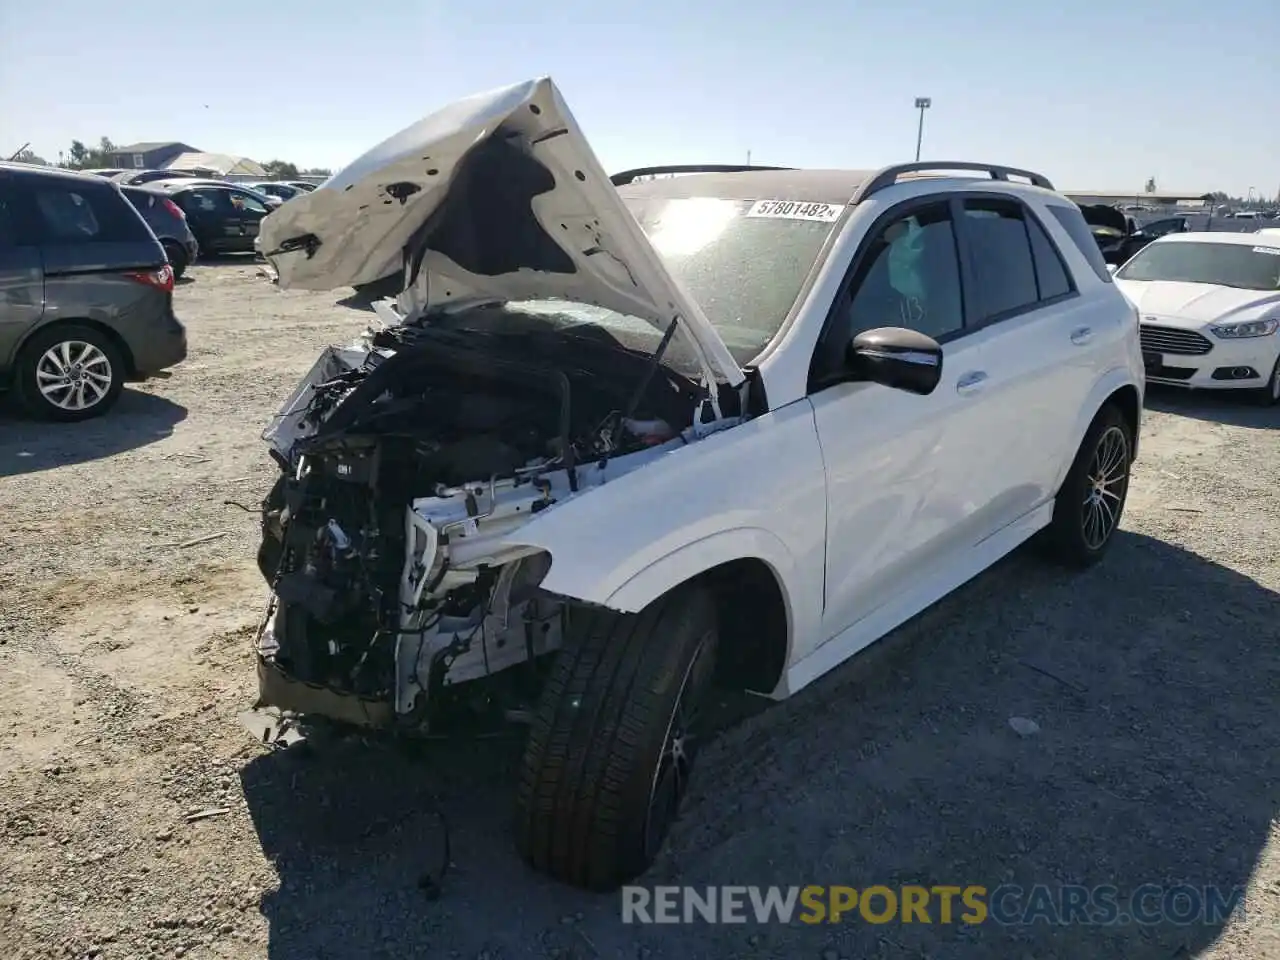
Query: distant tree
[[262, 159, 300, 179], [301, 167, 332, 177], [64, 136, 118, 169]]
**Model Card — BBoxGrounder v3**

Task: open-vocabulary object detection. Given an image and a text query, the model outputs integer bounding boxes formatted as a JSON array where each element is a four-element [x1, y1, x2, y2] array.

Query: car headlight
[[1209, 317, 1279, 338]]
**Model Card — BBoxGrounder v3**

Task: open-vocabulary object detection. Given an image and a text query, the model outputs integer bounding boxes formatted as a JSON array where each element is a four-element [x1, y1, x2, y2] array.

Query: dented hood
[[257, 77, 745, 388]]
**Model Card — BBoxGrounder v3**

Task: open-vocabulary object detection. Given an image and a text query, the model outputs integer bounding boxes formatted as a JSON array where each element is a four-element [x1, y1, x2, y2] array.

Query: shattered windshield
[[623, 196, 844, 362], [1117, 241, 1280, 290], [433, 196, 843, 377]]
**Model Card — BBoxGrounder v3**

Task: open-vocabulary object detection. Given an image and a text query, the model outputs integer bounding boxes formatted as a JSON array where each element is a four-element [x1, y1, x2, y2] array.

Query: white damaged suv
[[252, 77, 1145, 890]]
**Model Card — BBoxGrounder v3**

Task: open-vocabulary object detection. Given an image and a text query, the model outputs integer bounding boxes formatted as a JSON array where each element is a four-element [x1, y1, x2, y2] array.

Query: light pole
[[913, 98, 931, 162]]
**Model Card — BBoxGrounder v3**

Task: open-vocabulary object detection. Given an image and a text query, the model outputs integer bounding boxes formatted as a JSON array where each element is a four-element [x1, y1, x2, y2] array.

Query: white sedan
[[1115, 232, 1280, 404]]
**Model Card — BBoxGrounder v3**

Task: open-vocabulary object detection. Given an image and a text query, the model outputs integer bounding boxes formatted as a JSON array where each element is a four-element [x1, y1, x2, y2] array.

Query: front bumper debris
[[255, 657, 394, 729]]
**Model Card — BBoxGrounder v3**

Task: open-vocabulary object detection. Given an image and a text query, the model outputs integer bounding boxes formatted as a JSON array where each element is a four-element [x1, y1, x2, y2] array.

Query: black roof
[[617, 168, 876, 205]]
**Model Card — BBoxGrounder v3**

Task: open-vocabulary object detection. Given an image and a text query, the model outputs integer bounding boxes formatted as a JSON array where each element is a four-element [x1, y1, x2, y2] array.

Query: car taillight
[[162, 197, 186, 220], [125, 264, 175, 293]]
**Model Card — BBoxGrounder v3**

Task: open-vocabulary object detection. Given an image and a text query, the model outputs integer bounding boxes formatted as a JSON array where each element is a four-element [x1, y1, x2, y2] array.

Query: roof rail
[[610, 164, 794, 187], [849, 161, 1054, 205]]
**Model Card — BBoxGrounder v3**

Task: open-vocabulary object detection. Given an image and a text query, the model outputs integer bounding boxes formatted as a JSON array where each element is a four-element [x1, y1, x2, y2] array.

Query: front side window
[[230, 191, 269, 214], [840, 202, 964, 342], [1117, 241, 1280, 290]]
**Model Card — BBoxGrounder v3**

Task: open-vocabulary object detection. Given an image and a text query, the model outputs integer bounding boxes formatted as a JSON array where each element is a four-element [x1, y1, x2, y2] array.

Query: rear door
[[954, 195, 1101, 525], [0, 181, 45, 372]]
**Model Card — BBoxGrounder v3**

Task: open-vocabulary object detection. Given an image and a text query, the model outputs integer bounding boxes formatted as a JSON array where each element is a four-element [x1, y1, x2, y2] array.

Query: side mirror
[[846, 327, 943, 396]]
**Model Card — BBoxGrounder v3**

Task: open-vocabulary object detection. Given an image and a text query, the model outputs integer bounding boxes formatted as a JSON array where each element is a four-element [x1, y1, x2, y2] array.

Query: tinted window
[[1143, 217, 1185, 237], [1048, 204, 1114, 282], [178, 189, 231, 214], [841, 201, 964, 341], [1117, 241, 1280, 291], [30, 183, 149, 244], [229, 191, 270, 214], [122, 188, 154, 213], [0, 193, 17, 246], [1026, 214, 1073, 299], [962, 199, 1038, 319]]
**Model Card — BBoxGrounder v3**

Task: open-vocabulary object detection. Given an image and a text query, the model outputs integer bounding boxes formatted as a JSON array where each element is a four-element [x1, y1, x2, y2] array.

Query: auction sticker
[[746, 199, 844, 222], [1252, 245, 1280, 255]]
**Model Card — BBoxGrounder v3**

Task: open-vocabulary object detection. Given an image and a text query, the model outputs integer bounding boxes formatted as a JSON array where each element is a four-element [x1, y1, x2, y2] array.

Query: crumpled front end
[[251, 305, 736, 732]]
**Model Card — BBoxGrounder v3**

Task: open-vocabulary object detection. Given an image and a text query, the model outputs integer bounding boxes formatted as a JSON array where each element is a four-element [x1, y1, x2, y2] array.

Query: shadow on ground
[[0, 391, 187, 477], [1145, 385, 1279, 429], [240, 532, 1277, 959]]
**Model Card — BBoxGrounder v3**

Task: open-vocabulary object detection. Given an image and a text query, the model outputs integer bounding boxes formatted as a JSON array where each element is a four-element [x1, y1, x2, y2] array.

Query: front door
[[808, 198, 1000, 641], [226, 190, 271, 251]]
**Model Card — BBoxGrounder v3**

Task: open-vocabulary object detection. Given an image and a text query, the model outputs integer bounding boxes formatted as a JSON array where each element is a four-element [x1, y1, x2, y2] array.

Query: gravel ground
[[1, 262, 1277, 960]]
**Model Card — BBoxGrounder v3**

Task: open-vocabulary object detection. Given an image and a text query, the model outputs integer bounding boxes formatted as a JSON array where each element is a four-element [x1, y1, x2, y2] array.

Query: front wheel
[[16, 325, 124, 421], [1042, 404, 1133, 567], [1252, 355, 1280, 407], [514, 585, 719, 891]]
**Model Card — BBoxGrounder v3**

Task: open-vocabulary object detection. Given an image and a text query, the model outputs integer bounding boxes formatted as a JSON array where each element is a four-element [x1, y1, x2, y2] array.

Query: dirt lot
[[1, 262, 1277, 960]]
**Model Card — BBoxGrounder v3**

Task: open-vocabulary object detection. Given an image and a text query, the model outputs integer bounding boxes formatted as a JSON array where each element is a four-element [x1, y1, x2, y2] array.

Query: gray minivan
[[0, 163, 187, 421]]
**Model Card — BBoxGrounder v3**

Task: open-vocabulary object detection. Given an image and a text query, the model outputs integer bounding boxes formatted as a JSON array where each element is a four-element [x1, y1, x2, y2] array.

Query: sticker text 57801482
[[746, 199, 845, 223]]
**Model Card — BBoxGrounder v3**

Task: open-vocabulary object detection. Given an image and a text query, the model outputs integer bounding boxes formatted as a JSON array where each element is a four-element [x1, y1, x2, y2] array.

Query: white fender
[[1054, 364, 1144, 492], [505, 400, 830, 666]]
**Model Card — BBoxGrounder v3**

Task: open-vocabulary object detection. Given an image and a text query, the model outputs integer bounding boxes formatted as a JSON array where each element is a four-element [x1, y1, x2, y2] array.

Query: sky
[[1, 0, 1277, 199]]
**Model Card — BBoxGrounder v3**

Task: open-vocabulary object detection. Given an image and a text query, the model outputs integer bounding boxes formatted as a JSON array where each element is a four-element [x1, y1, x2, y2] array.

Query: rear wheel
[[1042, 404, 1132, 567], [16, 325, 124, 421], [162, 240, 189, 279], [514, 585, 719, 891]]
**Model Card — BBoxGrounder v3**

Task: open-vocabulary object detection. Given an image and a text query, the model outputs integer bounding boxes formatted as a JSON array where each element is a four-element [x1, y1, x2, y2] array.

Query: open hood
[[257, 77, 745, 389], [1079, 204, 1129, 235]]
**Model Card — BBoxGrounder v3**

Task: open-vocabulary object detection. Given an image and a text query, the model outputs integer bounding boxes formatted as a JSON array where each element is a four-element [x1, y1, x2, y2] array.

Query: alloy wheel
[[36, 341, 114, 412], [1081, 425, 1129, 550], [643, 632, 714, 861]]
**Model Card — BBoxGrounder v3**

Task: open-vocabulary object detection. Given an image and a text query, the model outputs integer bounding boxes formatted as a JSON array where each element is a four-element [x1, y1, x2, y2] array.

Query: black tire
[[1042, 403, 1132, 567], [514, 585, 719, 891], [15, 324, 125, 422], [162, 240, 188, 279], [1251, 355, 1280, 406]]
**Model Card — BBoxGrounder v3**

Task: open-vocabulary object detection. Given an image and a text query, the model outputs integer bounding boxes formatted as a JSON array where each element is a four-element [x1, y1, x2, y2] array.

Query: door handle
[[956, 371, 988, 396], [1070, 326, 1094, 345]]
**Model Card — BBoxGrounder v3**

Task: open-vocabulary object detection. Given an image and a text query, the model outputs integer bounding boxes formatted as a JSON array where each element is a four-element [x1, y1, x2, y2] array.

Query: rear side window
[[32, 184, 151, 243], [962, 199, 1039, 319], [1047, 204, 1114, 282], [123, 189, 154, 214], [1026, 215, 1073, 300]]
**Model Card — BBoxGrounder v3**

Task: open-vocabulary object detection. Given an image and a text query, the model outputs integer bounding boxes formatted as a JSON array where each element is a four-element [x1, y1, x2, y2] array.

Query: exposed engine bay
[[254, 303, 743, 731]]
